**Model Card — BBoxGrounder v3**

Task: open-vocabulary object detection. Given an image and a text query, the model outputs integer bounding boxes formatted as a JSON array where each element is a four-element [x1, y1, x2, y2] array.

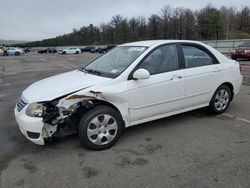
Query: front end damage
[[42, 90, 104, 141], [16, 90, 105, 145]]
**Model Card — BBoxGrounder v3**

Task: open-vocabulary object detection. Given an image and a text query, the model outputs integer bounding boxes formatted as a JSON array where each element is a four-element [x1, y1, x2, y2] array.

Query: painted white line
[[234, 124, 241, 127], [222, 113, 250, 124], [222, 113, 234, 118], [236, 117, 250, 124]]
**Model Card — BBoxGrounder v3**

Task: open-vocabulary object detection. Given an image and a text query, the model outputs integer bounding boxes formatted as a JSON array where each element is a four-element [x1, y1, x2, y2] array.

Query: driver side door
[[127, 44, 185, 124]]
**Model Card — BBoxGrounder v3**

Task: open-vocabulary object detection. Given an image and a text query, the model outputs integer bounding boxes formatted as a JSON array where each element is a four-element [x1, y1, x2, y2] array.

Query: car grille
[[16, 97, 28, 112]]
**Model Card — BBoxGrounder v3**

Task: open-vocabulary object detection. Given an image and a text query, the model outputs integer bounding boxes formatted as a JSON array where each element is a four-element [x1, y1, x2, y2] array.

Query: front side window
[[182, 45, 214, 68], [137, 44, 179, 75], [83, 46, 147, 78]]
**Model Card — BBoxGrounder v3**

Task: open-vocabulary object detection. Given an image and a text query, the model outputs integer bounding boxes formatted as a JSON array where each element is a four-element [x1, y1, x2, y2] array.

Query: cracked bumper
[[14, 106, 45, 145]]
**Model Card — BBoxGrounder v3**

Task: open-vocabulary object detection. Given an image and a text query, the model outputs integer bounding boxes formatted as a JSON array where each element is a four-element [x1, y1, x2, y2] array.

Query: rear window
[[182, 45, 214, 68]]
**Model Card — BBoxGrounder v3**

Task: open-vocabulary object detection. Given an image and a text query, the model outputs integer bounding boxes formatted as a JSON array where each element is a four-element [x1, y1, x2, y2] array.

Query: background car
[[23, 47, 31, 53], [0, 47, 24, 56], [58, 47, 81, 55], [80, 46, 95, 53], [89, 47, 99, 53], [231, 40, 250, 60], [96, 45, 117, 53], [96, 47, 107, 53], [38, 48, 57, 54], [106, 45, 116, 51]]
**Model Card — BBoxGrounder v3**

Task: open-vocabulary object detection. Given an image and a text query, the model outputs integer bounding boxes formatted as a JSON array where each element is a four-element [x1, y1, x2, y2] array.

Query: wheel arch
[[77, 99, 127, 128], [218, 82, 234, 101]]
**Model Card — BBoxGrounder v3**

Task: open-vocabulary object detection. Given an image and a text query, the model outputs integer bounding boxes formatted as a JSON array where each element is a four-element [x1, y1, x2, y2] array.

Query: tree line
[[24, 4, 250, 47]]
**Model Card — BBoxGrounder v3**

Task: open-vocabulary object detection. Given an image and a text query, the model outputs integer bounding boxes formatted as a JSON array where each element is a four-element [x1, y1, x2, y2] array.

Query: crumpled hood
[[22, 70, 111, 103]]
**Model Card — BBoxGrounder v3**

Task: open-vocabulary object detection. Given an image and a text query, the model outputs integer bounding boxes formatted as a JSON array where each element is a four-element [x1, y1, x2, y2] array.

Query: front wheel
[[79, 105, 123, 150], [208, 85, 232, 114]]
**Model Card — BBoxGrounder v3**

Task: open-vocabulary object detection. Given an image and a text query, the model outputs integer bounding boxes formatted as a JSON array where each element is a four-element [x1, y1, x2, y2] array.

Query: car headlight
[[26, 103, 44, 117]]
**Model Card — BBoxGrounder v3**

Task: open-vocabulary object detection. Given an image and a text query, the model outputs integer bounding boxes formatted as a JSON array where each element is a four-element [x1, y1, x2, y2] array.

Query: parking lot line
[[222, 113, 250, 124], [236, 117, 250, 124]]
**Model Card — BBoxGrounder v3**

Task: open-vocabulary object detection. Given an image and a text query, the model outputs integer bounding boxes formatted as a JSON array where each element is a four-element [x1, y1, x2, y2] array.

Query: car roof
[[119, 40, 205, 47]]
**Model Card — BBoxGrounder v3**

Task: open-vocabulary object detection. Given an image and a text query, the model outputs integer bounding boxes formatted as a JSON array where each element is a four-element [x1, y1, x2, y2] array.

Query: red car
[[231, 41, 250, 60]]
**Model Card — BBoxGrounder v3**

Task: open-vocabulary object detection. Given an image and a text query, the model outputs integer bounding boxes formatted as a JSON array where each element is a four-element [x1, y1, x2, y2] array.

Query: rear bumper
[[234, 75, 243, 96]]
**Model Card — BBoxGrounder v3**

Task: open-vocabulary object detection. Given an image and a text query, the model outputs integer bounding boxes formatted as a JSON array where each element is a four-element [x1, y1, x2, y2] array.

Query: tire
[[79, 105, 123, 150], [208, 85, 232, 114], [62, 51, 66, 55], [76, 51, 79, 54], [15, 52, 20, 56]]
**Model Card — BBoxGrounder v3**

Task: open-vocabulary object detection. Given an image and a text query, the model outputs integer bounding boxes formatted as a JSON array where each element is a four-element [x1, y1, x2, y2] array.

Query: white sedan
[[58, 47, 81, 55], [14, 40, 242, 150], [0, 47, 24, 56]]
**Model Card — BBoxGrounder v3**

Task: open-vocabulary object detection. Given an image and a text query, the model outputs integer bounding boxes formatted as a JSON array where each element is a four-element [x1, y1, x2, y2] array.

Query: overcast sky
[[0, 0, 249, 41]]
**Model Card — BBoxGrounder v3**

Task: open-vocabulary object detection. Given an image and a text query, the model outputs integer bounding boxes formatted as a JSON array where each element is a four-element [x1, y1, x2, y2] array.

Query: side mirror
[[133, 69, 150, 80]]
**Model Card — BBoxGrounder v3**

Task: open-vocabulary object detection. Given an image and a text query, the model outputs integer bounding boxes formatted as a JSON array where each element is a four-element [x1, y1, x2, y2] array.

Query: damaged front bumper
[[14, 105, 57, 145], [15, 106, 46, 145], [14, 90, 108, 145]]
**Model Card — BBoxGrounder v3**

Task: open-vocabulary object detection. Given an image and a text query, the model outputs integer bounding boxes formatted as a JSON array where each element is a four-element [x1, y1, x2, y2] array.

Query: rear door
[[180, 44, 224, 108]]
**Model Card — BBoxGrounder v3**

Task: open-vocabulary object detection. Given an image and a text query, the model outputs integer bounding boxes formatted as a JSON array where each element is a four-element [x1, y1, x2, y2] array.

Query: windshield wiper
[[81, 68, 102, 76]]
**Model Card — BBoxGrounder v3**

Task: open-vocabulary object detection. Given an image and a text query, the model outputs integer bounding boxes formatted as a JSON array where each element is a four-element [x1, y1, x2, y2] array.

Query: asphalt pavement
[[0, 53, 250, 188]]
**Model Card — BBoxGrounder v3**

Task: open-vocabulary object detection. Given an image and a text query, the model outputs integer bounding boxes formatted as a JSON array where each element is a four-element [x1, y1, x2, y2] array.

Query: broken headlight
[[26, 103, 44, 117]]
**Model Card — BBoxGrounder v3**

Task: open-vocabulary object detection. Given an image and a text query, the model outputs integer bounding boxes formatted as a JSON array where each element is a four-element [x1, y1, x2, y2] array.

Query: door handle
[[170, 75, 182, 80]]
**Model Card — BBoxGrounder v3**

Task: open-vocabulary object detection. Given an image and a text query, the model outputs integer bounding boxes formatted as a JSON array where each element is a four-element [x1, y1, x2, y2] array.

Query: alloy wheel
[[214, 89, 230, 111]]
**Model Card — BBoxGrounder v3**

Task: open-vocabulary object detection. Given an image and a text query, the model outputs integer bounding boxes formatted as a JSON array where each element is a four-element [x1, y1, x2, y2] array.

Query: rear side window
[[182, 45, 214, 68], [137, 44, 179, 75]]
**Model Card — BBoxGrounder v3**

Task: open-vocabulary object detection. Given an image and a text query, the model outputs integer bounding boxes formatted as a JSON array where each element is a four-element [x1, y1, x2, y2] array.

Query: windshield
[[82, 46, 147, 78], [239, 41, 250, 47]]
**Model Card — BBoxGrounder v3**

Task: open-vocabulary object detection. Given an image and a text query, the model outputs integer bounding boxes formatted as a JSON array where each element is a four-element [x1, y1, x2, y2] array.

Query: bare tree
[[160, 5, 172, 39], [148, 14, 161, 39]]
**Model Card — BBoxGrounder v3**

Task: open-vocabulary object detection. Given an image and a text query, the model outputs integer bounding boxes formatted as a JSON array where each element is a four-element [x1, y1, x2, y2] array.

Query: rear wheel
[[208, 85, 231, 114], [62, 51, 66, 55], [79, 105, 123, 150], [76, 51, 79, 54], [15, 52, 20, 56]]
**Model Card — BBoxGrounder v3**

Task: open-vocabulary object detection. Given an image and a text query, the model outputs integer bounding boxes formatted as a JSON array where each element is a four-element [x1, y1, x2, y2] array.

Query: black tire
[[15, 52, 20, 56], [62, 51, 66, 55], [208, 85, 232, 114], [79, 105, 123, 150], [76, 51, 79, 54]]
